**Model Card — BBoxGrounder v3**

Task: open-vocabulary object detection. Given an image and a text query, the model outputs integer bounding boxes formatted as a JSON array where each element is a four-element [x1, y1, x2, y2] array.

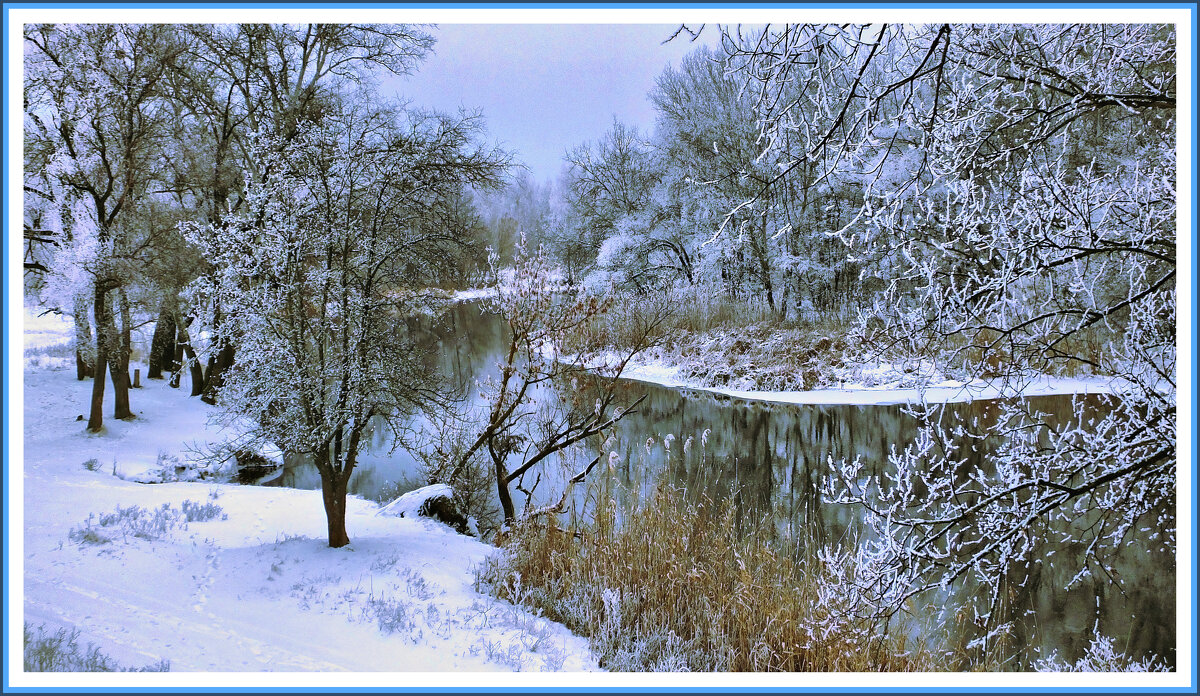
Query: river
[[278, 300, 1176, 670]]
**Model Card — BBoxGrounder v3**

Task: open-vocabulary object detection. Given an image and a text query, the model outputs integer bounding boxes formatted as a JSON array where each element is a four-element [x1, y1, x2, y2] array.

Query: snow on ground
[[560, 347, 1120, 407], [378, 484, 455, 518], [450, 268, 572, 303], [450, 284, 572, 303], [19, 346, 599, 675], [451, 287, 499, 302]]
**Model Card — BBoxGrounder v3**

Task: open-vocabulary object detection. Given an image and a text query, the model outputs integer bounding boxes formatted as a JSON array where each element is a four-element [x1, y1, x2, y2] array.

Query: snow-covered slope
[[16, 355, 598, 682]]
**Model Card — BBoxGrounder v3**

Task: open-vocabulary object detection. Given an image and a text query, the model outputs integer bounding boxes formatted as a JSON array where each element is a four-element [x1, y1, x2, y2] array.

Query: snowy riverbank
[[613, 353, 1120, 406], [16, 357, 598, 681], [547, 343, 1121, 407]]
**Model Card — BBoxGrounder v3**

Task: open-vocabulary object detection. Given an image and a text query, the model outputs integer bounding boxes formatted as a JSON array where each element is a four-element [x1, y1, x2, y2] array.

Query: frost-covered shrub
[[24, 623, 169, 672], [1032, 636, 1169, 673], [121, 504, 179, 540], [80, 458, 101, 472], [122, 451, 222, 484]]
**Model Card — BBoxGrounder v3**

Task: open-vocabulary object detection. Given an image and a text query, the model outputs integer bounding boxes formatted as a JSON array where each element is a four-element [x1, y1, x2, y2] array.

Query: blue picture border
[[1, 2, 1196, 693]]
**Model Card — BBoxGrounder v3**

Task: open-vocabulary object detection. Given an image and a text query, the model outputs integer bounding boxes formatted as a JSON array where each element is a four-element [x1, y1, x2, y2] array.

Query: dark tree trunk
[[87, 345, 108, 432], [495, 460, 516, 523], [320, 471, 351, 548], [148, 304, 176, 379], [99, 288, 133, 420], [75, 350, 93, 381], [168, 323, 184, 388], [201, 341, 234, 405], [87, 284, 111, 432], [183, 342, 204, 396], [108, 353, 134, 420]]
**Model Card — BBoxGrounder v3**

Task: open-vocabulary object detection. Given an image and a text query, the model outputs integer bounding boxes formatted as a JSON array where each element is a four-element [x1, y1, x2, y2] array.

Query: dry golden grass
[[482, 483, 952, 672]]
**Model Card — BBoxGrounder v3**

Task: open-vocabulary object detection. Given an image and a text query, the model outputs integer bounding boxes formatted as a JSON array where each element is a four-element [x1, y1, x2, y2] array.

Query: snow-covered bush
[[121, 451, 223, 484], [1032, 635, 1169, 673], [180, 499, 225, 523]]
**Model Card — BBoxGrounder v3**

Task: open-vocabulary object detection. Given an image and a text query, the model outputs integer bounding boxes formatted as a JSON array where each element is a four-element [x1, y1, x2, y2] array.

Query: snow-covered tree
[[718, 22, 1177, 648], [168, 23, 437, 403], [563, 119, 658, 285], [25, 23, 186, 430], [651, 46, 788, 307], [451, 241, 666, 525], [187, 102, 506, 547]]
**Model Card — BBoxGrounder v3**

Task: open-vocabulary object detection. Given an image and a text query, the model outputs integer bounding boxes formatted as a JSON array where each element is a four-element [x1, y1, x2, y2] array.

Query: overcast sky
[[385, 24, 717, 184]]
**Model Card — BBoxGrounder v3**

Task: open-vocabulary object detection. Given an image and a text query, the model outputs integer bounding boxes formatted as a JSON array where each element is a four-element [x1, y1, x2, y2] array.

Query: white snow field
[[16, 311, 599, 680]]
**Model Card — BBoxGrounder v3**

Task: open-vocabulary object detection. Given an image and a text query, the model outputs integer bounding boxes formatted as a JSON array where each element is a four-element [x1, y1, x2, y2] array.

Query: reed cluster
[[480, 482, 950, 672]]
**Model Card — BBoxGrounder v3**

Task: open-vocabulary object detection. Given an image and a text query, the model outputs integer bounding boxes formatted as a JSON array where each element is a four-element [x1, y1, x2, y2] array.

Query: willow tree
[[187, 104, 508, 547]]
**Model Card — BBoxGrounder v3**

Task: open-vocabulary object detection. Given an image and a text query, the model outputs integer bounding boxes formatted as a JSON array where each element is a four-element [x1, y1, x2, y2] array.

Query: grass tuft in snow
[[68, 501, 227, 545], [24, 623, 170, 672], [364, 595, 419, 639], [180, 499, 225, 523], [479, 482, 946, 672]]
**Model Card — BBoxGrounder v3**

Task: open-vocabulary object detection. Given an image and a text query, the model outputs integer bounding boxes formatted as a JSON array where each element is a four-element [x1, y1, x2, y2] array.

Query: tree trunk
[[73, 294, 94, 380], [148, 303, 176, 379], [183, 342, 204, 396], [201, 341, 234, 405], [320, 472, 351, 548], [76, 352, 93, 381], [495, 460, 516, 523], [100, 288, 133, 420], [87, 345, 108, 432], [168, 323, 184, 388], [118, 288, 132, 374], [86, 284, 110, 432], [108, 352, 134, 419]]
